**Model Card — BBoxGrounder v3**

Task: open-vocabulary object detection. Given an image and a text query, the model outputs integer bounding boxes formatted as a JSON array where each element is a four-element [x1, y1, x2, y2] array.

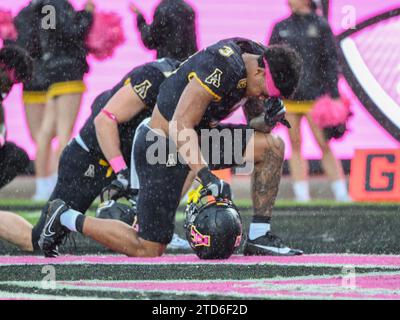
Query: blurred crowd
[[0, 0, 350, 202]]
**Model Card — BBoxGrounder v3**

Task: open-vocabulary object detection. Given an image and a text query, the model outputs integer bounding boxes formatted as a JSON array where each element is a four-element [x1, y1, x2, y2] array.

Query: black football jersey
[[79, 58, 180, 162], [157, 38, 263, 129]]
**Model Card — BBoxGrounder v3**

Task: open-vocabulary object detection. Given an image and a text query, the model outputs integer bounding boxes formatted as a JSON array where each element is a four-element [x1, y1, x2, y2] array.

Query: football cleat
[[243, 232, 303, 256], [38, 199, 70, 258], [167, 233, 191, 250]]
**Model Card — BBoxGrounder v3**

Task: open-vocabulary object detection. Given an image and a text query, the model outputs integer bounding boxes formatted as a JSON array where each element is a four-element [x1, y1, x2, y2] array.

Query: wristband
[[109, 156, 127, 174], [102, 109, 117, 122]]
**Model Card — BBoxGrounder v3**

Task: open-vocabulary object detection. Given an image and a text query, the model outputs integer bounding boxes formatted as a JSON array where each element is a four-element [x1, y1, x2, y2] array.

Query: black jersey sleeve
[[189, 44, 244, 102], [125, 66, 165, 109]]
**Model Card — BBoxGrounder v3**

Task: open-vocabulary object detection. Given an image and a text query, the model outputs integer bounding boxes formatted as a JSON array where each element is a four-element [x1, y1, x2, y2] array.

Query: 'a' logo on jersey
[[133, 80, 152, 99], [205, 69, 223, 88], [84, 164, 95, 178], [166, 154, 177, 167]]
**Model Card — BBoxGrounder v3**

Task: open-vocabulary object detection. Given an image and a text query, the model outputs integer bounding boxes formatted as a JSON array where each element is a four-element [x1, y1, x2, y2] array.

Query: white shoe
[[167, 234, 191, 250]]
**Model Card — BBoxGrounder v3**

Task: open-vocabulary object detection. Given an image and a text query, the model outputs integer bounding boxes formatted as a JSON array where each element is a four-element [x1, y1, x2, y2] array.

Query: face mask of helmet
[[184, 189, 243, 260]]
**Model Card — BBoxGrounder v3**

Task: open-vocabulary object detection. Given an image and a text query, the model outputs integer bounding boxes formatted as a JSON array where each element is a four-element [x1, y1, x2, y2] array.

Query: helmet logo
[[190, 226, 210, 247]]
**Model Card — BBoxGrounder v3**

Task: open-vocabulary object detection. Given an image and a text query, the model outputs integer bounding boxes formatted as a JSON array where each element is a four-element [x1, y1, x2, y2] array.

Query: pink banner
[[1, 0, 399, 159]]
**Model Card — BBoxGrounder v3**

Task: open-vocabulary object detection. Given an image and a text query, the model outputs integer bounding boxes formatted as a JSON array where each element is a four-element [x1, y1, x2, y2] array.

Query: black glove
[[101, 168, 130, 201], [197, 167, 232, 200], [264, 98, 291, 129]]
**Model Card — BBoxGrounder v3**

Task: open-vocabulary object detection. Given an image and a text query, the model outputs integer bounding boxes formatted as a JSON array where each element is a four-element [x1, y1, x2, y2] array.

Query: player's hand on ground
[[101, 168, 130, 201], [197, 167, 232, 200], [264, 97, 291, 129]]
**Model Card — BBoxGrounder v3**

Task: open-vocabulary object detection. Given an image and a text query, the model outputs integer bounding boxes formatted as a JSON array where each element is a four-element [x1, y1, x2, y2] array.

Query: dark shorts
[[132, 120, 253, 244], [31, 140, 114, 250]]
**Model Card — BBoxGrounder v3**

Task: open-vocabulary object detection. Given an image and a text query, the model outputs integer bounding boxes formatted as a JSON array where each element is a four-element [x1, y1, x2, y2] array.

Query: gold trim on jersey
[[188, 72, 222, 102]]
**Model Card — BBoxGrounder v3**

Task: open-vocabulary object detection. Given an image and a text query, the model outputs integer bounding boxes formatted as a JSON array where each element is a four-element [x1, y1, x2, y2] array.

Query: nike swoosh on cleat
[[251, 244, 293, 255], [43, 205, 64, 237]]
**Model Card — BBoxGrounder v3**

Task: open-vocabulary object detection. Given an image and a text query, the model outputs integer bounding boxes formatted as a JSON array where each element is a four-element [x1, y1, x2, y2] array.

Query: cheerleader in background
[[0, 45, 32, 190], [7, 1, 57, 199], [33, 0, 95, 201], [13, 1, 49, 146], [269, 0, 351, 202]]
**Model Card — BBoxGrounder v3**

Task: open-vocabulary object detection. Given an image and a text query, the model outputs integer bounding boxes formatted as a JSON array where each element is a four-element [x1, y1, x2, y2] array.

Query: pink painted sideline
[[1, 254, 400, 267], [61, 273, 400, 299]]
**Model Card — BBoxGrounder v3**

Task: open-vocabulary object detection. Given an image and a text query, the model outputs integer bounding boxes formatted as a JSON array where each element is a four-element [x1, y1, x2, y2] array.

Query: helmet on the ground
[[96, 199, 137, 226], [184, 187, 242, 260]]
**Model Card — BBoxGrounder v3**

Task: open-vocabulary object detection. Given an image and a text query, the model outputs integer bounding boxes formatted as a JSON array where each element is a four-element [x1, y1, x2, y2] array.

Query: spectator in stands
[[0, 45, 32, 190], [33, 0, 95, 201], [130, 0, 198, 61], [269, 0, 350, 202]]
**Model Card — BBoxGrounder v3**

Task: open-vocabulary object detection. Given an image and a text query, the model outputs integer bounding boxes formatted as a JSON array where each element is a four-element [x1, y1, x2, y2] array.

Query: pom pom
[[0, 45, 33, 83], [311, 95, 351, 128], [0, 9, 17, 41], [86, 12, 125, 61]]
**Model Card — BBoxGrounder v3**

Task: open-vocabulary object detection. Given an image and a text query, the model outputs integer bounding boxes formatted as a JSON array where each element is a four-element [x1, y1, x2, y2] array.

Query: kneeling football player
[[40, 38, 304, 258], [0, 58, 193, 255]]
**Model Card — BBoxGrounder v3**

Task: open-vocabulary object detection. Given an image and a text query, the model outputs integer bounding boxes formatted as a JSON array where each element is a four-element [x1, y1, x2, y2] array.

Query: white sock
[[36, 178, 48, 194], [47, 172, 58, 189], [249, 223, 271, 240], [60, 209, 82, 232], [293, 181, 311, 202], [331, 179, 350, 202], [46, 173, 58, 191]]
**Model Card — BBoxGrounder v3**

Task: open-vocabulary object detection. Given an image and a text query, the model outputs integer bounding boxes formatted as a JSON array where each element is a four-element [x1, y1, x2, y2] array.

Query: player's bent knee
[[271, 135, 285, 157], [263, 134, 285, 159], [251, 132, 285, 164]]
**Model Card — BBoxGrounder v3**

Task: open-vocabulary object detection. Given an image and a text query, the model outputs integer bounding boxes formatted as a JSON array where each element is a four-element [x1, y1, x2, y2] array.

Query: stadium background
[[0, 1, 399, 300], [2, 0, 399, 160]]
